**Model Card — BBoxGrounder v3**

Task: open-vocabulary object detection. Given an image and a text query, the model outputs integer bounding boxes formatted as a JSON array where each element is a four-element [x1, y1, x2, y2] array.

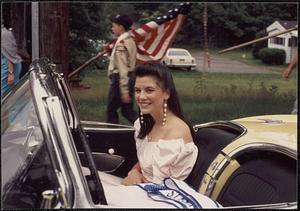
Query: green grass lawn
[[70, 67, 297, 125]]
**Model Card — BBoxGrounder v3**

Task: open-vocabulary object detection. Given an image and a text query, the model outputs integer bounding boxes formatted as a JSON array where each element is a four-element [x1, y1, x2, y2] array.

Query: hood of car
[[233, 114, 297, 124], [228, 114, 297, 157]]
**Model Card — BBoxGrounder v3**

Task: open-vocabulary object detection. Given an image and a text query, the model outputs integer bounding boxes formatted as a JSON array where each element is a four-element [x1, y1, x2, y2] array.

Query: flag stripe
[[143, 27, 158, 50], [149, 18, 179, 57], [146, 20, 173, 54], [129, 3, 191, 64], [136, 14, 185, 62]]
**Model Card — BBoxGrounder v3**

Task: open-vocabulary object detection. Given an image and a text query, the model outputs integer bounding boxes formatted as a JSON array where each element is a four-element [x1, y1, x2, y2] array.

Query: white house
[[266, 20, 297, 63]]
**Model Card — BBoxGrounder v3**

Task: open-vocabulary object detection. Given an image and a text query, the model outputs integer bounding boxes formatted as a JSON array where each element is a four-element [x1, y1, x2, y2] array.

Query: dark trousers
[[106, 72, 138, 124]]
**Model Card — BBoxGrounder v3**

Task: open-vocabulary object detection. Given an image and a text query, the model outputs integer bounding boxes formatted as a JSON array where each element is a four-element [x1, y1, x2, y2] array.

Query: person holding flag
[[106, 14, 138, 124]]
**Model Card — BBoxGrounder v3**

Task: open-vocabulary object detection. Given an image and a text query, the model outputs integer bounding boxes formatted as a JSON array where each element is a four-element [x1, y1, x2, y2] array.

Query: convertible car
[[1, 58, 297, 209]]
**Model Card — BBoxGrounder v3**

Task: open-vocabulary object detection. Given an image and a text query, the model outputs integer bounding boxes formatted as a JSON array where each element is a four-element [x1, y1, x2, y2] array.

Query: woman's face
[[135, 76, 170, 116], [111, 22, 124, 37]]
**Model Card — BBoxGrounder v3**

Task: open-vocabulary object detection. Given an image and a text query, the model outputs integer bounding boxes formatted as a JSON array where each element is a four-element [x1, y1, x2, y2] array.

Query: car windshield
[[1, 78, 61, 208], [1, 80, 44, 189], [168, 50, 190, 56]]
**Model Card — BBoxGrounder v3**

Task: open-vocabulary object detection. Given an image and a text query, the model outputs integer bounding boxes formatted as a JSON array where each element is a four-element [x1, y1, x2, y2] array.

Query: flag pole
[[218, 26, 297, 54], [68, 51, 106, 79], [202, 2, 208, 73]]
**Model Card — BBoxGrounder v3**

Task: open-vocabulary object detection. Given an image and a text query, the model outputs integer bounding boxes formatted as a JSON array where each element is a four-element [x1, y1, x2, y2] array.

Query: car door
[[72, 121, 138, 178], [52, 70, 138, 179]]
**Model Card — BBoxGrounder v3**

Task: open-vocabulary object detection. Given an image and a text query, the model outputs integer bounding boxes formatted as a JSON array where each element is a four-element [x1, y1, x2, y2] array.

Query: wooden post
[[218, 26, 298, 54], [39, 2, 69, 76]]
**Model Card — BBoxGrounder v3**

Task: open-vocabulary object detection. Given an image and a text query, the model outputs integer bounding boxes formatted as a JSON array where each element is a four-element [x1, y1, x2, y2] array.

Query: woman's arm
[[121, 162, 147, 185], [7, 59, 14, 86], [282, 56, 298, 80]]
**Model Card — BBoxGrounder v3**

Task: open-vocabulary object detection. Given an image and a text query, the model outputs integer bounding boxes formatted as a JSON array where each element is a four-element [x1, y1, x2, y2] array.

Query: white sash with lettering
[[138, 177, 222, 209]]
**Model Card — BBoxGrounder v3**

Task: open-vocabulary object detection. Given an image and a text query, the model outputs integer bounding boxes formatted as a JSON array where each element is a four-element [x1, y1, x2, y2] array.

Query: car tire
[[187, 66, 192, 71]]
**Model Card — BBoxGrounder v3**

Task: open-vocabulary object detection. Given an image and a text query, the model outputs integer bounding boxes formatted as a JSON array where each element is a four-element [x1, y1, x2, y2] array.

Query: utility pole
[[31, 2, 39, 60], [202, 2, 210, 73]]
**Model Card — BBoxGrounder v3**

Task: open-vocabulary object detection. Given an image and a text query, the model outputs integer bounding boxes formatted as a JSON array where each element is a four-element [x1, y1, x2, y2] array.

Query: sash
[[138, 178, 203, 209]]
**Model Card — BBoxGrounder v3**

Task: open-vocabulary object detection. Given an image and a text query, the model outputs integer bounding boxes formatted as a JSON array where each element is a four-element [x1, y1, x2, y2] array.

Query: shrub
[[251, 31, 268, 59], [258, 48, 286, 65]]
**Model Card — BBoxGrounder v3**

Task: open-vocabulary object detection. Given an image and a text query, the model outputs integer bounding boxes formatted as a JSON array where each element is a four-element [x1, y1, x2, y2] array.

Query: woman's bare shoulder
[[165, 117, 193, 144]]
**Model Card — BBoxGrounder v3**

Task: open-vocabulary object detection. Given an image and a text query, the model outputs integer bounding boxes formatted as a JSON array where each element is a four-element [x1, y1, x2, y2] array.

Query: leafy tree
[[68, 2, 297, 72], [69, 3, 110, 72]]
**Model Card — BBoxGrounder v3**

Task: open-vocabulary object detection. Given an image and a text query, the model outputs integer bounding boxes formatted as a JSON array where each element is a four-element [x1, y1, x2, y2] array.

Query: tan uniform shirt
[[108, 32, 137, 95]]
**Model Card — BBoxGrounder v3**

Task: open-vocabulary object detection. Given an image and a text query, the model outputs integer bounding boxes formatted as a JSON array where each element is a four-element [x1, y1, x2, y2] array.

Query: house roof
[[277, 20, 297, 29]]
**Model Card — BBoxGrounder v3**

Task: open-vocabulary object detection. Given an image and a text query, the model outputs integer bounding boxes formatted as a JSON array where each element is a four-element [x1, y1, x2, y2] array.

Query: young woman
[[122, 62, 198, 185], [81, 63, 222, 208]]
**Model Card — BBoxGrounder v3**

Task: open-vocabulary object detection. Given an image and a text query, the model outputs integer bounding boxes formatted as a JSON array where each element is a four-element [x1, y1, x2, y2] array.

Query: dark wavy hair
[[133, 62, 195, 140]]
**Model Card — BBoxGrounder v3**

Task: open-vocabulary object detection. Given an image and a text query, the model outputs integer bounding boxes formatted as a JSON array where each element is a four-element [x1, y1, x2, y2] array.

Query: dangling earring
[[140, 112, 144, 124], [162, 100, 167, 126]]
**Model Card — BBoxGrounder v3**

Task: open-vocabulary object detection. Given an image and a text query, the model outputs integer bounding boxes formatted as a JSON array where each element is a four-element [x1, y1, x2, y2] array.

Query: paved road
[[193, 51, 274, 74]]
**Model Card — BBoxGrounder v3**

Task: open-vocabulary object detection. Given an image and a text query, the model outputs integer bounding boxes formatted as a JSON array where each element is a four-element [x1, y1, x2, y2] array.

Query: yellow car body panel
[[229, 114, 297, 154]]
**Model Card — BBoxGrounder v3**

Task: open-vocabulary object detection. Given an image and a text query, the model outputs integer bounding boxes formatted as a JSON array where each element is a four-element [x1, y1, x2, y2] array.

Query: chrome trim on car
[[222, 201, 297, 209], [55, 73, 79, 129], [46, 96, 96, 208], [81, 120, 135, 132], [193, 120, 247, 135], [227, 142, 297, 160], [29, 60, 96, 208], [30, 71, 72, 208]]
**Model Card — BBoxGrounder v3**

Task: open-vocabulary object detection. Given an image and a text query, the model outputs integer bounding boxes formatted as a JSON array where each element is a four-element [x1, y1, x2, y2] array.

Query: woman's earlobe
[[165, 90, 171, 100]]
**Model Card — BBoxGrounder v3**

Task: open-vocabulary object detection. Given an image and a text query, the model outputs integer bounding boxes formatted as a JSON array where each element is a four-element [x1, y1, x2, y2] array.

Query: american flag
[[129, 2, 191, 64]]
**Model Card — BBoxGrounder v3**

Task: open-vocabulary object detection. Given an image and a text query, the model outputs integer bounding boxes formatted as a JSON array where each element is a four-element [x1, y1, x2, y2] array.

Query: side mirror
[[78, 152, 125, 172]]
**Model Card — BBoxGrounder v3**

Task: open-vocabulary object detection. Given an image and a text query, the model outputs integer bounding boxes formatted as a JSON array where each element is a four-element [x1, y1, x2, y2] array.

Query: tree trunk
[[39, 2, 69, 76]]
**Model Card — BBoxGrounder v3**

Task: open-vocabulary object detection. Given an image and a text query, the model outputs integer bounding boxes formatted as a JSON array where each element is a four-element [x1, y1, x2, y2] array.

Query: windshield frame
[[29, 58, 106, 207]]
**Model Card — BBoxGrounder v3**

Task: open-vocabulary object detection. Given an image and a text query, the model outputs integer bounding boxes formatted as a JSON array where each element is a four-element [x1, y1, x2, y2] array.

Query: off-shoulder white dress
[[134, 120, 198, 184]]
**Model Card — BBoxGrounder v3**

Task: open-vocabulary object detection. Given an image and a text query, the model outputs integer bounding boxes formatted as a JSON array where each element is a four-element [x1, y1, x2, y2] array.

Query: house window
[[270, 37, 285, 45], [288, 36, 298, 47]]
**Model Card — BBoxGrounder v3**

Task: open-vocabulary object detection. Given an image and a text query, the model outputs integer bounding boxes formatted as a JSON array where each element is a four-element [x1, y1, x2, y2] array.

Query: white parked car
[[162, 48, 197, 70]]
